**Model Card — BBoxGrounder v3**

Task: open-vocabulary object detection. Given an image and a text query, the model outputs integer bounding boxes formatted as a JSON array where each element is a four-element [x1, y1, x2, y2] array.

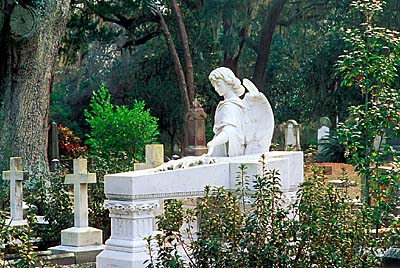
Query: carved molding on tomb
[[105, 200, 159, 215], [106, 190, 205, 201]]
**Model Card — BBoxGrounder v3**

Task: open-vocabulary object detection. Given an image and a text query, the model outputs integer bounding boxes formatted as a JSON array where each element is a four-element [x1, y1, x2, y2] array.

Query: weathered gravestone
[[318, 117, 332, 153], [283, 120, 301, 151], [134, 144, 164, 171], [48, 122, 60, 162], [184, 101, 208, 156], [50, 159, 104, 263], [2, 157, 27, 226]]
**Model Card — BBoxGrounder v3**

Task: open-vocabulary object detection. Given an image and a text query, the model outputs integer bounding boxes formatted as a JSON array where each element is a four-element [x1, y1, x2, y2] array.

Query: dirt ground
[[306, 162, 361, 199]]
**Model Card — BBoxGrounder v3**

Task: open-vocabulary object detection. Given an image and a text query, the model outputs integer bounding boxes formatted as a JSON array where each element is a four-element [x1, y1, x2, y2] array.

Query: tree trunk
[[222, 19, 247, 75], [157, 12, 190, 114], [252, 0, 287, 91], [0, 1, 71, 174], [157, 11, 191, 155], [170, 0, 195, 107]]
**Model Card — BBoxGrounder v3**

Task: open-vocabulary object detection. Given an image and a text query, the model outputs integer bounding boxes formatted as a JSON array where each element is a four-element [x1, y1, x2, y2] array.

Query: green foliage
[[25, 162, 110, 247], [12, 215, 40, 268], [25, 167, 73, 248], [85, 83, 159, 162], [83, 83, 160, 238], [336, 0, 400, 205], [0, 212, 41, 268], [146, 159, 393, 267], [84, 82, 160, 240], [49, 82, 82, 137], [317, 130, 347, 163], [88, 177, 110, 240], [0, 177, 9, 211], [264, 1, 354, 124]]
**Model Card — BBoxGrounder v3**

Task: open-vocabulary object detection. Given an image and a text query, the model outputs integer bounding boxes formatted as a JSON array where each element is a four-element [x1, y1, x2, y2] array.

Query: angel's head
[[209, 67, 245, 97]]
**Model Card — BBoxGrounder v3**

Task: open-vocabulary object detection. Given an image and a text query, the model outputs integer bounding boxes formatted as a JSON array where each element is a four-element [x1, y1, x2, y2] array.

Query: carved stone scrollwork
[[105, 200, 159, 215]]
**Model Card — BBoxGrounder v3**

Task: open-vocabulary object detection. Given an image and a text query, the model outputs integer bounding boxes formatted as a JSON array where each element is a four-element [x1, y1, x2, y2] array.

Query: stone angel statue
[[207, 67, 274, 157]]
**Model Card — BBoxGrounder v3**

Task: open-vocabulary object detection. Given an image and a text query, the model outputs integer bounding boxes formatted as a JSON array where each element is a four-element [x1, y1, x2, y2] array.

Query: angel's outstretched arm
[[206, 125, 235, 156]]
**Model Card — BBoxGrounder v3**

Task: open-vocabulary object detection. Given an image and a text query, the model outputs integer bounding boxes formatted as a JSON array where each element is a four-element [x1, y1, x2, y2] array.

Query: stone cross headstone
[[283, 120, 301, 151], [65, 159, 96, 228], [2, 157, 27, 226], [134, 144, 164, 171], [50, 158, 104, 262], [318, 117, 332, 152]]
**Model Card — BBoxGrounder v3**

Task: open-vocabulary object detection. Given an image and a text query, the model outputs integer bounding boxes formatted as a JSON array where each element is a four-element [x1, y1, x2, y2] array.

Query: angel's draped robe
[[212, 97, 245, 157]]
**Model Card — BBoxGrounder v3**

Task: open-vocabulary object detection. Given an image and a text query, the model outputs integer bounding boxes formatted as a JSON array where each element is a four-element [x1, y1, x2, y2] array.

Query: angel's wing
[[242, 79, 275, 154]]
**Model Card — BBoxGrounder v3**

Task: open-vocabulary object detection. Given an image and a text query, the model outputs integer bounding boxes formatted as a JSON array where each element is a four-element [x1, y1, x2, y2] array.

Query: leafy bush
[[25, 167, 73, 248], [0, 212, 40, 267], [84, 83, 159, 163], [25, 162, 111, 247], [87, 174, 110, 241], [146, 158, 395, 268], [0, 177, 9, 211], [336, 0, 400, 205], [83, 82, 161, 237], [84, 84, 160, 237], [316, 130, 346, 163]]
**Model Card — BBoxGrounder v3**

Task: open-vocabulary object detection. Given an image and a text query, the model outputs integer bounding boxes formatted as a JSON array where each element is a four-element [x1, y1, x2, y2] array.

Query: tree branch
[[252, 0, 287, 90], [122, 29, 161, 48]]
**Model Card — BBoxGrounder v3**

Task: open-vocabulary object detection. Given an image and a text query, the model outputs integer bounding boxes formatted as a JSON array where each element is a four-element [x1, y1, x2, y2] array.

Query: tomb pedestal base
[[49, 244, 105, 264], [5, 218, 28, 227], [49, 227, 103, 263], [61, 227, 102, 247]]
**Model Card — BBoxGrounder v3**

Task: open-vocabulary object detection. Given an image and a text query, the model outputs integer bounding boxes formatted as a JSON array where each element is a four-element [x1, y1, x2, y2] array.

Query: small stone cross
[[65, 159, 96, 228], [134, 144, 164, 170], [2, 157, 26, 221]]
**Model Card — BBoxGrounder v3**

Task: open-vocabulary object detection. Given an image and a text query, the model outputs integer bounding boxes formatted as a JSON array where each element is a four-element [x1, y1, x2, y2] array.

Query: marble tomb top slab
[[104, 151, 303, 201]]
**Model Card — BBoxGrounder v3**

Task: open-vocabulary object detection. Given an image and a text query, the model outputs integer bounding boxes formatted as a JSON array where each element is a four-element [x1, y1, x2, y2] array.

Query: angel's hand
[[243, 78, 260, 97]]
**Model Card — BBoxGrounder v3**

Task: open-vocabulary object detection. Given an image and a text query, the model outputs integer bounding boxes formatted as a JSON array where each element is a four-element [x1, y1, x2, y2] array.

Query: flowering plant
[[57, 125, 87, 159]]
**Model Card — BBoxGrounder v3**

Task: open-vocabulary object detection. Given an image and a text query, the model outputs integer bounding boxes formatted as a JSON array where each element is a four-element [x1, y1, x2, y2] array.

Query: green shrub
[[25, 167, 73, 248], [336, 0, 400, 205], [316, 130, 346, 163], [0, 177, 9, 211], [83, 84, 160, 235], [146, 157, 395, 268], [25, 162, 111, 247], [0, 212, 40, 267], [84, 83, 159, 163]]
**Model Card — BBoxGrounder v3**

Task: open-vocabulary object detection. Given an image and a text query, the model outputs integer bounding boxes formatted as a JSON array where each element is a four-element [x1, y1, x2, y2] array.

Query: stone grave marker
[[318, 117, 332, 153], [2, 157, 27, 226], [50, 158, 104, 263], [184, 101, 208, 156], [134, 144, 164, 170], [48, 121, 60, 162], [283, 120, 301, 151]]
